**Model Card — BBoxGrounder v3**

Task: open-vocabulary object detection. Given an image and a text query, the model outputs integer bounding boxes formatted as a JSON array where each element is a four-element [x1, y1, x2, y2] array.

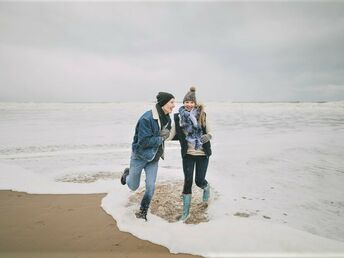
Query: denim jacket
[[131, 105, 164, 162]]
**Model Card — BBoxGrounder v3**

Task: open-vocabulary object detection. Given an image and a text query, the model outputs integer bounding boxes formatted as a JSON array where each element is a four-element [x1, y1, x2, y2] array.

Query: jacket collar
[[152, 105, 161, 129]]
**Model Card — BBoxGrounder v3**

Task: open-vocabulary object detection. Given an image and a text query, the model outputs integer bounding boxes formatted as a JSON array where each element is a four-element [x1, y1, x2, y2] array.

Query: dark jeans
[[182, 154, 209, 194]]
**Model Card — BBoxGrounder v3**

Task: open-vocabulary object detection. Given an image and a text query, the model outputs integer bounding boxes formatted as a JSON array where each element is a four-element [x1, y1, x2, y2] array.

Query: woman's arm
[[205, 118, 212, 139]]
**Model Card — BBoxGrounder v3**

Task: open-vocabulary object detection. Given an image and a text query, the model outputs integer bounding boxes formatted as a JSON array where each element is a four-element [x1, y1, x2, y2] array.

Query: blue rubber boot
[[180, 194, 191, 222], [203, 184, 210, 202]]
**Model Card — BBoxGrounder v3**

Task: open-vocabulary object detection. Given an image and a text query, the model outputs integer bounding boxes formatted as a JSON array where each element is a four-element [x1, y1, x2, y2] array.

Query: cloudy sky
[[0, 2, 344, 102]]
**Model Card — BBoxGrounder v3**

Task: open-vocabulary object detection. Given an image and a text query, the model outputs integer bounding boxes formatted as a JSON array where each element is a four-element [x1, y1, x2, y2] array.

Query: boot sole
[[179, 214, 190, 222], [120, 168, 129, 185]]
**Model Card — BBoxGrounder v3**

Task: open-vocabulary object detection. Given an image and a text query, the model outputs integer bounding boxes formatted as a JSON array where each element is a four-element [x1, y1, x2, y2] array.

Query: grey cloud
[[0, 2, 344, 102]]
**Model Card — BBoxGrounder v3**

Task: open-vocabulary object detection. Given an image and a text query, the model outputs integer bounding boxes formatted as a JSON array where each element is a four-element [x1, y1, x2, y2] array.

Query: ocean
[[1, 102, 343, 257]]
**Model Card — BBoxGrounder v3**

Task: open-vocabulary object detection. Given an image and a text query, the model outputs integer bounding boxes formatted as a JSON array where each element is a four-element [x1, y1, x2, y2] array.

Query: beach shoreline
[[0, 190, 200, 258]]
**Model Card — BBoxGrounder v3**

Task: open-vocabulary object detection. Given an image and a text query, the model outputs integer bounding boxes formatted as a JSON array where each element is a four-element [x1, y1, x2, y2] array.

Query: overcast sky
[[1, 2, 344, 102]]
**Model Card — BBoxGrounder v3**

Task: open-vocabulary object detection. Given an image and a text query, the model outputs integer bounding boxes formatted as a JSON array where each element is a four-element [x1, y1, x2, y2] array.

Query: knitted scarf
[[179, 106, 203, 149], [152, 104, 171, 162]]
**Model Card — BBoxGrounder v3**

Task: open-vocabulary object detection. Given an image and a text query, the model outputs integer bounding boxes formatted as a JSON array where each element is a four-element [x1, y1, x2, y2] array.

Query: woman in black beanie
[[120, 92, 175, 221]]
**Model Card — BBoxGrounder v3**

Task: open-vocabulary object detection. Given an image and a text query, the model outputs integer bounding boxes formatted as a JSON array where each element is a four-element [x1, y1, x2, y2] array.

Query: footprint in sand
[[234, 212, 250, 218]]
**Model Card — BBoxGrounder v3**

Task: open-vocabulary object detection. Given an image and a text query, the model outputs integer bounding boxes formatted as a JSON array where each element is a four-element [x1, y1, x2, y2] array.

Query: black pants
[[182, 154, 209, 194]]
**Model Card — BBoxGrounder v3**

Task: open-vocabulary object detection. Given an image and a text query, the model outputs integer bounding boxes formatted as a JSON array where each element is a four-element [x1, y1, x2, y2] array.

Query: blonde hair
[[197, 103, 206, 127]]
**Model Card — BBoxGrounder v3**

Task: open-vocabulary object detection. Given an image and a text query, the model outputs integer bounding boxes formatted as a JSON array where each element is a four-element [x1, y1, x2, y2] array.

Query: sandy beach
[[0, 190, 200, 258]]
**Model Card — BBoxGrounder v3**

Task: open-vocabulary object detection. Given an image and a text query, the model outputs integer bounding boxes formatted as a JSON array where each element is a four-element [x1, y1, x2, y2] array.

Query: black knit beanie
[[156, 92, 175, 107]]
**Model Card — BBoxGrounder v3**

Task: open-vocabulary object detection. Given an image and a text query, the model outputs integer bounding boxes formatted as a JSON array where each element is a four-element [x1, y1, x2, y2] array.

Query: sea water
[[0, 102, 343, 257]]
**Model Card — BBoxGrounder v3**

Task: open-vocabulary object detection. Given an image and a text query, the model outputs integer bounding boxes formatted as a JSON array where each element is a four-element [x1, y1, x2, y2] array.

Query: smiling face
[[162, 98, 176, 114], [183, 100, 196, 112]]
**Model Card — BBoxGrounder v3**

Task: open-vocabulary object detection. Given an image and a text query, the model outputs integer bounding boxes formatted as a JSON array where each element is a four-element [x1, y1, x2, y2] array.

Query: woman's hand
[[200, 134, 212, 144], [160, 128, 170, 140]]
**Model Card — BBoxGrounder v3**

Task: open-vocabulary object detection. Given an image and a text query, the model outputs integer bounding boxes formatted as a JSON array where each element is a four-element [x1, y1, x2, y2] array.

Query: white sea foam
[[0, 102, 343, 256]]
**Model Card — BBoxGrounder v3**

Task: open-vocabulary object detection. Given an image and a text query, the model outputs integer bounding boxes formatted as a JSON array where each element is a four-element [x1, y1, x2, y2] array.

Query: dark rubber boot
[[135, 207, 148, 221], [120, 168, 129, 185]]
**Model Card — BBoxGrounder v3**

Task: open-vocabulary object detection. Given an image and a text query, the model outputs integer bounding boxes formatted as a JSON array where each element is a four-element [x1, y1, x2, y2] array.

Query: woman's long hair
[[197, 103, 206, 127]]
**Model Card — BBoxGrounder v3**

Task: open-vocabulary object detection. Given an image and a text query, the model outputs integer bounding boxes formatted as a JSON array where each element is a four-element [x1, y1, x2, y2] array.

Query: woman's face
[[162, 98, 176, 114], [184, 101, 195, 112]]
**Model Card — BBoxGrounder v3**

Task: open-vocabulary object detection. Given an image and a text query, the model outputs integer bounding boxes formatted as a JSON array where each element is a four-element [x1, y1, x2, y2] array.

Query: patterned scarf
[[179, 106, 203, 149]]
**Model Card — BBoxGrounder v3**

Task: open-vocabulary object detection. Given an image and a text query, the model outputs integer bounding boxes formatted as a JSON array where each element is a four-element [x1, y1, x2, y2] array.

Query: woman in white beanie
[[167, 86, 212, 222]]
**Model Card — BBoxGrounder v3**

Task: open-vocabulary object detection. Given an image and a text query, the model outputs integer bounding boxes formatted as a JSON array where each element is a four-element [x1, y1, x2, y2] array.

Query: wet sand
[[0, 190, 200, 258]]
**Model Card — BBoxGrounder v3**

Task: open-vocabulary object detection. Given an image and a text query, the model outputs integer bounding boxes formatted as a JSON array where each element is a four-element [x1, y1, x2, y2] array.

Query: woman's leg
[[180, 154, 195, 221], [195, 156, 210, 202], [140, 160, 159, 210], [194, 155, 209, 189], [126, 153, 146, 191], [182, 154, 195, 194]]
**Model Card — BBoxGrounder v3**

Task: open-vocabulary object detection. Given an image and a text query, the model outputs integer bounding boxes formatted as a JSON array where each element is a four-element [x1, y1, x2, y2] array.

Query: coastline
[[0, 190, 200, 258]]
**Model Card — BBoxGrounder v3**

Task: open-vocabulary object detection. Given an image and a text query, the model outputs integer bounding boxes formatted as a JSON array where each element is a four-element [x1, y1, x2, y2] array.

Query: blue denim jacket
[[131, 106, 163, 162]]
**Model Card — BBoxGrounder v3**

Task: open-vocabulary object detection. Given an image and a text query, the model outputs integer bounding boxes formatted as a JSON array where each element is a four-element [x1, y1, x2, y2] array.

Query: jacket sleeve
[[137, 117, 162, 148]]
